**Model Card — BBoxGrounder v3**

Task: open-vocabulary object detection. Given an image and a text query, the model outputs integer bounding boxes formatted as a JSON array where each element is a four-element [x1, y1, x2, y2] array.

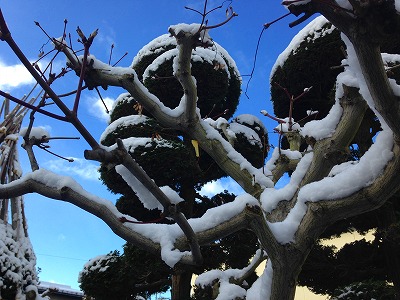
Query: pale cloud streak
[[85, 96, 114, 123], [43, 157, 100, 181], [57, 234, 66, 241]]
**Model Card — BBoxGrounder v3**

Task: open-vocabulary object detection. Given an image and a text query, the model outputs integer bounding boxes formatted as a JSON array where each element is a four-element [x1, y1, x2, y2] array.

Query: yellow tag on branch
[[191, 140, 200, 157]]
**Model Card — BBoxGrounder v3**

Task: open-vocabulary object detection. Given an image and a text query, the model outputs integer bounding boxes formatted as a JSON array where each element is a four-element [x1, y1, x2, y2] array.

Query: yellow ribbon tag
[[191, 140, 200, 157]]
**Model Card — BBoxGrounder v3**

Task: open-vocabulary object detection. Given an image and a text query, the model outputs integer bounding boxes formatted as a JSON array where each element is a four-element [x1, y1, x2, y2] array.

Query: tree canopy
[[0, 1, 400, 300]]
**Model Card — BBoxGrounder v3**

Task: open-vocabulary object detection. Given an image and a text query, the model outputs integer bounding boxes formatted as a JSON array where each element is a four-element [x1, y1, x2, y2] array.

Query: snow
[[264, 147, 303, 173], [196, 249, 266, 300], [246, 260, 272, 300], [200, 118, 274, 189], [273, 117, 301, 133], [5, 133, 19, 142], [262, 152, 313, 214], [132, 34, 177, 67], [122, 193, 259, 267], [298, 130, 393, 202], [79, 253, 117, 284], [2, 10, 400, 300], [116, 164, 183, 210], [260, 13, 398, 245], [263, 63, 395, 244], [234, 114, 266, 131], [301, 100, 342, 140], [143, 46, 229, 80], [169, 23, 212, 45], [38, 281, 83, 296], [133, 32, 240, 82], [100, 115, 151, 143], [271, 16, 334, 79], [0, 223, 38, 297], [229, 122, 261, 145], [19, 127, 50, 140]]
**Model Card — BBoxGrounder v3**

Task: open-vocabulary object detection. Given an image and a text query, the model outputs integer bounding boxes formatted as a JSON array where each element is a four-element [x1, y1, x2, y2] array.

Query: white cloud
[[0, 60, 35, 90], [85, 95, 114, 123], [43, 157, 100, 181], [200, 177, 243, 197], [57, 234, 66, 241]]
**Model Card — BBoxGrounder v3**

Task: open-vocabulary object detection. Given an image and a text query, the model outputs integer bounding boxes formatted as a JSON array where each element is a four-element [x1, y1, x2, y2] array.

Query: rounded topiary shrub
[[100, 32, 243, 196], [131, 33, 241, 119]]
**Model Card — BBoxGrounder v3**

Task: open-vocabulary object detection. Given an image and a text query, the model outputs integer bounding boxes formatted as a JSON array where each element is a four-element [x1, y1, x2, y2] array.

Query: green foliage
[[270, 19, 400, 125], [100, 31, 246, 194], [100, 138, 199, 195], [271, 18, 400, 297], [132, 35, 241, 120], [299, 240, 388, 295], [79, 249, 170, 300], [116, 193, 166, 222], [230, 115, 269, 168], [90, 33, 265, 299], [100, 34, 266, 195], [270, 21, 341, 122], [109, 93, 138, 123], [330, 280, 396, 300]]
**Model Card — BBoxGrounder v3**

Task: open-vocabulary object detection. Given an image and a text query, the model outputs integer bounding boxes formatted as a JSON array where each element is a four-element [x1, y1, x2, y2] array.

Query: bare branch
[[0, 17, 100, 149]]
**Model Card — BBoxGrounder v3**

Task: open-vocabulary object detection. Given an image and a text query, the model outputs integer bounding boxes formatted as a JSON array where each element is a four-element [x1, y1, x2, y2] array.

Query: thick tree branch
[[268, 86, 368, 222], [298, 140, 400, 248], [0, 172, 160, 254], [189, 121, 268, 197], [288, 0, 400, 138], [0, 169, 269, 268], [61, 30, 270, 197], [85, 141, 203, 265], [169, 26, 199, 125]]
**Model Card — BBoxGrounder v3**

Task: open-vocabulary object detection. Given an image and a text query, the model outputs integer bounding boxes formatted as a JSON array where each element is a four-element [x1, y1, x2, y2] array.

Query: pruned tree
[[79, 32, 263, 299], [0, 1, 400, 300], [270, 16, 400, 297]]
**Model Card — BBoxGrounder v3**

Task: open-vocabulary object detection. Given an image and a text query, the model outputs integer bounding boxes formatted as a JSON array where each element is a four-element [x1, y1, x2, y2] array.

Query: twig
[[108, 43, 114, 65], [95, 87, 110, 114], [73, 27, 98, 114], [244, 26, 266, 99], [0, 13, 100, 148], [112, 52, 128, 67], [0, 90, 67, 121]]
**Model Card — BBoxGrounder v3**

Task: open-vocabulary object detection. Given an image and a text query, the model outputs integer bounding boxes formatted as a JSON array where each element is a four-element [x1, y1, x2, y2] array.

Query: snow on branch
[[195, 248, 267, 298]]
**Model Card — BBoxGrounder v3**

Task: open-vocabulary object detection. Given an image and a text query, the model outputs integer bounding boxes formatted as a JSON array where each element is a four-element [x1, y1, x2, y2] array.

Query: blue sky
[[0, 0, 311, 294]]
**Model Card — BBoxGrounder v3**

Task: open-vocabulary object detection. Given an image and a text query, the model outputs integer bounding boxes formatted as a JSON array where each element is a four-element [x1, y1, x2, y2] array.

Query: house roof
[[38, 281, 84, 298]]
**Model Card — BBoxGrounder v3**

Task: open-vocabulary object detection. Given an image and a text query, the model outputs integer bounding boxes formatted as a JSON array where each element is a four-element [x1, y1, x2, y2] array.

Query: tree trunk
[[171, 269, 193, 300], [268, 245, 309, 300], [269, 264, 299, 300], [172, 156, 197, 300]]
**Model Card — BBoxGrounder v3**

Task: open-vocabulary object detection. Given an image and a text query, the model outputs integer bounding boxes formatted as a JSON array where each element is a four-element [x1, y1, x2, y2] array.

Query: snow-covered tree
[[1, 1, 400, 300], [81, 33, 264, 299], [270, 17, 400, 297], [0, 100, 42, 299]]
